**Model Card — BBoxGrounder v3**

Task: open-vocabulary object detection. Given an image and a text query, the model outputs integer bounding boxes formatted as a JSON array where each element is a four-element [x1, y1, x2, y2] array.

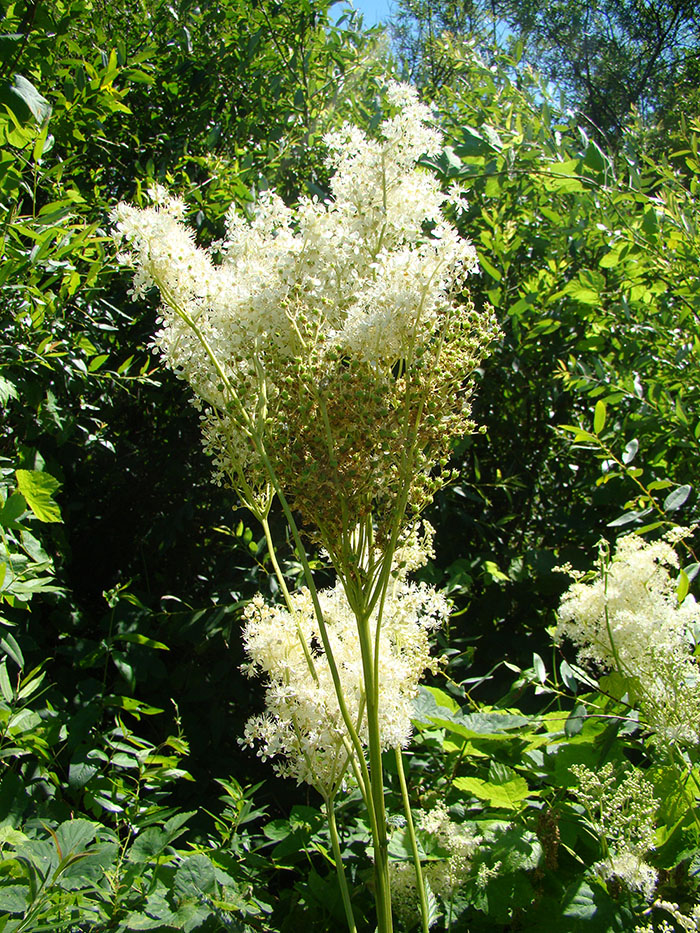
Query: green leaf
[[677, 569, 690, 604], [14, 470, 62, 523], [0, 74, 52, 125], [113, 633, 169, 651], [69, 747, 101, 790], [419, 685, 461, 715], [428, 710, 531, 744], [479, 255, 502, 281], [565, 703, 587, 737], [0, 493, 26, 527], [173, 853, 217, 898], [0, 376, 17, 407], [453, 775, 531, 809], [664, 484, 691, 512], [559, 660, 578, 693], [593, 400, 606, 435], [607, 507, 654, 527], [55, 819, 99, 858], [0, 661, 12, 702], [0, 885, 29, 914], [129, 826, 167, 863], [103, 695, 163, 716], [0, 633, 23, 668], [621, 439, 638, 465], [532, 653, 546, 684]]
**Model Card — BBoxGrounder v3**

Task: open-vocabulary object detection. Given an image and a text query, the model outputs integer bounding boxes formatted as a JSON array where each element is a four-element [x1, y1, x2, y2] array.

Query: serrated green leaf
[[0, 492, 26, 527], [420, 685, 461, 715], [173, 853, 217, 897], [55, 819, 99, 859], [453, 774, 531, 809], [15, 470, 62, 523], [0, 884, 29, 914]]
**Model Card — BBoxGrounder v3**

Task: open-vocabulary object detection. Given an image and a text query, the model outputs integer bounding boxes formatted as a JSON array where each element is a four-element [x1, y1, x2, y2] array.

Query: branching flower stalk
[[113, 81, 497, 932]]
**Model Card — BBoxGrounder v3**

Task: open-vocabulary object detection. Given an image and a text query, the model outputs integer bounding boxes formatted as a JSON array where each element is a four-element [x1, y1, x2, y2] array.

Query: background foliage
[[1, 0, 699, 929]]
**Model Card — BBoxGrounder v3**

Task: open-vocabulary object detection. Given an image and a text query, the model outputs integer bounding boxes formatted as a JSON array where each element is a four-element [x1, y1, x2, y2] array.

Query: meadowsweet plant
[[569, 762, 659, 901], [556, 532, 700, 748], [113, 82, 497, 932], [390, 802, 480, 928]]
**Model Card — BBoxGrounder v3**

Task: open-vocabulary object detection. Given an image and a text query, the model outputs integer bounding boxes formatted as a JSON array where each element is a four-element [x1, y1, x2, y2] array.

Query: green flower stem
[[395, 747, 430, 933], [356, 606, 393, 933], [325, 795, 358, 933]]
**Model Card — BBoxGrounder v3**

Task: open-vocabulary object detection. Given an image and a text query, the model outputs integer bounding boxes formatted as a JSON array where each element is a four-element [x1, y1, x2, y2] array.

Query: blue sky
[[340, 0, 395, 28]]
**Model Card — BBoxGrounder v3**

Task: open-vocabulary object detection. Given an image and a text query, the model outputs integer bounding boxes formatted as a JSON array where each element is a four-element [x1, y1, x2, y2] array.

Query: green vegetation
[[1, 0, 699, 930]]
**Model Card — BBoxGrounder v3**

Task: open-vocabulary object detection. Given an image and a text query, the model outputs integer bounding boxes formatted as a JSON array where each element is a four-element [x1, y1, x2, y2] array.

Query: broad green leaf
[[428, 710, 531, 744], [173, 853, 217, 897], [563, 282, 599, 304], [69, 747, 101, 789], [565, 704, 587, 737], [55, 819, 99, 858], [420, 685, 461, 715], [0, 492, 26, 527], [0, 885, 29, 914], [15, 470, 62, 523], [129, 827, 167, 862], [599, 249, 620, 268], [677, 569, 690, 604], [453, 775, 530, 809]]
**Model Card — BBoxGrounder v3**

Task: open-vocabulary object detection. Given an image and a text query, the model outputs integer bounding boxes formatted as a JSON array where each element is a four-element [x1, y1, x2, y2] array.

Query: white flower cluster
[[240, 549, 450, 796], [556, 533, 700, 746], [635, 901, 700, 933], [111, 81, 482, 481], [570, 763, 659, 901], [390, 803, 480, 927]]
